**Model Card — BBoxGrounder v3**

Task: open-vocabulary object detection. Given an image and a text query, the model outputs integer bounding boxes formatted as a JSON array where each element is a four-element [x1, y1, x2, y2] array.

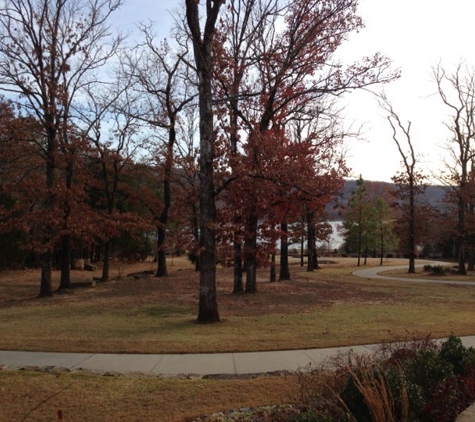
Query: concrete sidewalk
[[2, 337, 475, 377], [0, 343, 376, 377]]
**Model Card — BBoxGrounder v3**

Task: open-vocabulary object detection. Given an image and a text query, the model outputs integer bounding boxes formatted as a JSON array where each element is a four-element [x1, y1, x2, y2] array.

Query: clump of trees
[[0, 0, 397, 323], [341, 62, 475, 270], [342, 177, 397, 265]]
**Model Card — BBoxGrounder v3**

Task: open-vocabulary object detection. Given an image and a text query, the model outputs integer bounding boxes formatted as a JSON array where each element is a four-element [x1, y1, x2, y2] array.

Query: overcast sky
[[337, 0, 475, 183], [113, 0, 475, 183]]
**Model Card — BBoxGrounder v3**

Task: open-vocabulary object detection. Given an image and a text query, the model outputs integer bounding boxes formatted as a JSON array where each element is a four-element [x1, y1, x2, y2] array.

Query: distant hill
[[326, 179, 448, 220]]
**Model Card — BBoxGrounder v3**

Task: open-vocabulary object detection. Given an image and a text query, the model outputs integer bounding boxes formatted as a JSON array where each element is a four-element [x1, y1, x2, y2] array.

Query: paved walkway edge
[[0, 343, 376, 376], [2, 336, 475, 377]]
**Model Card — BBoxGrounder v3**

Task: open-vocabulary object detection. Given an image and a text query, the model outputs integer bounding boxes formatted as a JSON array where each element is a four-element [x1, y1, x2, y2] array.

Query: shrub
[[296, 336, 475, 422], [431, 265, 449, 275], [440, 334, 475, 376], [404, 349, 454, 394], [422, 264, 450, 275]]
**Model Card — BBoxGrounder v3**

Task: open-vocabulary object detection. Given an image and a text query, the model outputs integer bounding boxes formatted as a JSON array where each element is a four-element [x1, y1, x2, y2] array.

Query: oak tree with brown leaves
[[0, 0, 122, 296], [214, 0, 396, 293]]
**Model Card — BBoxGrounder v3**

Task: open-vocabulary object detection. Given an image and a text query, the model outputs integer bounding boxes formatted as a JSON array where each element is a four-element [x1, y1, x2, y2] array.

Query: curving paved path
[[353, 261, 475, 286], [0, 343, 377, 377]]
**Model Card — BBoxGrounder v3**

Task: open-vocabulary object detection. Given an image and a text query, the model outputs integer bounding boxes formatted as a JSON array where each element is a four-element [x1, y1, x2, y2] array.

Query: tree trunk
[[306, 211, 318, 271], [300, 230, 305, 267], [270, 253, 276, 282], [458, 244, 466, 275], [186, 0, 223, 323], [39, 128, 56, 297], [196, 87, 220, 321], [192, 205, 200, 272], [233, 239, 243, 293], [357, 210, 362, 267], [245, 213, 258, 293], [39, 250, 53, 297], [468, 236, 475, 271], [314, 252, 320, 269], [457, 192, 467, 275], [279, 221, 290, 280], [155, 226, 168, 277], [230, 68, 244, 292], [59, 234, 71, 290], [407, 179, 416, 273], [156, 126, 175, 278], [100, 240, 111, 282], [59, 159, 73, 290]]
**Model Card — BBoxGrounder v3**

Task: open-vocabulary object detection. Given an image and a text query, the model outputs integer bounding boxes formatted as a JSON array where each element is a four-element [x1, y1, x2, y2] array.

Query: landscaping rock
[[103, 371, 121, 377]]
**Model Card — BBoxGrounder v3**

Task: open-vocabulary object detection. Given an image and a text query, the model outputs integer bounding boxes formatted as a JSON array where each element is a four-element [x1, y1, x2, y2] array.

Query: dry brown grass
[[1, 257, 475, 353], [2, 257, 475, 421], [345, 362, 408, 422], [0, 370, 300, 421]]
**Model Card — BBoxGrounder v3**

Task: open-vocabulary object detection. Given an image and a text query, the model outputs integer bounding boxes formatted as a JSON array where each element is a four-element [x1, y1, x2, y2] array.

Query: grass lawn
[[0, 370, 300, 422], [1, 256, 475, 420]]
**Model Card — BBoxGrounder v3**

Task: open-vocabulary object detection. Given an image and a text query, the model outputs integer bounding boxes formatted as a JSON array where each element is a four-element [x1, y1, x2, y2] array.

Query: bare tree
[[434, 63, 475, 275], [122, 27, 196, 278], [0, 0, 122, 296], [378, 92, 425, 274], [76, 81, 148, 282]]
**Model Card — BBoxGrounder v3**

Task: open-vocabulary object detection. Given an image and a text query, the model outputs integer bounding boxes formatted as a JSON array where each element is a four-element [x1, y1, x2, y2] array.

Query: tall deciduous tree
[[378, 92, 425, 273], [79, 82, 149, 282], [0, 0, 122, 296], [434, 63, 475, 275], [185, 0, 224, 323], [122, 29, 196, 278], [214, 0, 396, 292]]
